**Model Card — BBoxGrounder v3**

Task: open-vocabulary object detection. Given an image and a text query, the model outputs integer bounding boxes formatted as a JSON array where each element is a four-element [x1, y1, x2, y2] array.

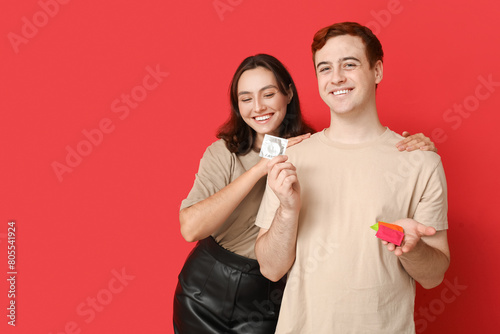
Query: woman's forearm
[[180, 159, 267, 242]]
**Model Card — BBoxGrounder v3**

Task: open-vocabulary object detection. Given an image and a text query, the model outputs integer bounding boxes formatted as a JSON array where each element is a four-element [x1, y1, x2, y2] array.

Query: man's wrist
[[399, 238, 427, 261], [277, 204, 300, 219]]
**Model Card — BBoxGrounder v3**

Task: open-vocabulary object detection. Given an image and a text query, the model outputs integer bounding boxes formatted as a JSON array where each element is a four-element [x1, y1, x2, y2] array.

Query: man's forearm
[[399, 236, 450, 289], [255, 206, 299, 282]]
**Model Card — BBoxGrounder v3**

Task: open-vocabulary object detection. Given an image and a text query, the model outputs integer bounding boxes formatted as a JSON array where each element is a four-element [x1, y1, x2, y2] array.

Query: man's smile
[[332, 88, 354, 96]]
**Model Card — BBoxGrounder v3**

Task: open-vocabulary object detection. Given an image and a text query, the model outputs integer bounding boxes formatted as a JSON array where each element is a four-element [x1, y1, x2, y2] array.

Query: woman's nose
[[254, 98, 266, 112]]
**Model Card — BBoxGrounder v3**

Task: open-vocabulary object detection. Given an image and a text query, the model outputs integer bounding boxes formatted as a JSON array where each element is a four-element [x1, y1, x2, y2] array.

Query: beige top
[[256, 128, 448, 333], [180, 139, 265, 259]]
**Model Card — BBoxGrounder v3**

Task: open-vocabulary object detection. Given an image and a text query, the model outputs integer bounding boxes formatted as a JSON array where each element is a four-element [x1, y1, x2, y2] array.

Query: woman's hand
[[253, 157, 271, 178], [287, 133, 311, 148], [396, 132, 437, 153]]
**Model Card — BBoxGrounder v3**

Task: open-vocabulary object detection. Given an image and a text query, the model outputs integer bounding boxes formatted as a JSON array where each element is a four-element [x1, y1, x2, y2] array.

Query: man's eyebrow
[[316, 57, 361, 69], [316, 61, 330, 69], [238, 85, 278, 96], [341, 56, 361, 63]]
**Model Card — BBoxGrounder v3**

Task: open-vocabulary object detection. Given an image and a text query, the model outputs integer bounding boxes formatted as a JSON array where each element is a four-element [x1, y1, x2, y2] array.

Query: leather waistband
[[198, 237, 262, 275]]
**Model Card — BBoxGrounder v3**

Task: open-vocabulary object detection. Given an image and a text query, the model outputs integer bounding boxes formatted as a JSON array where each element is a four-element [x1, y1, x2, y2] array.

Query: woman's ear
[[288, 84, 294, 104]]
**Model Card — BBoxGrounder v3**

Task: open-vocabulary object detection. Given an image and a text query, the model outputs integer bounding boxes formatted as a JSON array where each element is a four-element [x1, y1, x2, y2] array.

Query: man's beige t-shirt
[[181, 139, 264, 259], [256, 128, 448, 333]]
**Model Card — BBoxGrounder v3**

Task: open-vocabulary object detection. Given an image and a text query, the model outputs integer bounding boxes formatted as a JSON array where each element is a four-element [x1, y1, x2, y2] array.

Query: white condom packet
[[259, 134, 288, 159]]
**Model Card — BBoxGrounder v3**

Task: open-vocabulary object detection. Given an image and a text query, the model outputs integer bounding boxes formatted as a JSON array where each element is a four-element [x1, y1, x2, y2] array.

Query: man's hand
[[381, 218, 436, 256], [396, 131, 437, 152], [382, 218, 449, 288], [267, 155, 300, 212], [255, 155, 302, 281]]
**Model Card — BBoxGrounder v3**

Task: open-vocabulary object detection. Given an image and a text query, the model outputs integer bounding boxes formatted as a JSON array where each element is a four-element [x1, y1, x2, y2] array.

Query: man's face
[[314, 35, 383, 116]]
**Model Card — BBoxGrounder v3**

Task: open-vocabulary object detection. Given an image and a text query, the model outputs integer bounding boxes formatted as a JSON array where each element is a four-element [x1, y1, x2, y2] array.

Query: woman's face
[[237, 67, 291, 148]]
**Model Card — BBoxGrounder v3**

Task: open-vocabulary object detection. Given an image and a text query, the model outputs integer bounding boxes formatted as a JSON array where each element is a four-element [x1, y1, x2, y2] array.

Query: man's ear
[[374, 60, 383, 84]]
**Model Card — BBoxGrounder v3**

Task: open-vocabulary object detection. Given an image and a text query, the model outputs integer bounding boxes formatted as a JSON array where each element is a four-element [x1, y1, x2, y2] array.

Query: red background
[[1, 0, 499, 333]]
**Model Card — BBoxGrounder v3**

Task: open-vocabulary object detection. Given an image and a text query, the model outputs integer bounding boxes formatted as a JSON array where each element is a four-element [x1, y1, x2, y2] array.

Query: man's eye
[[344, 63, 357, 69], [319, 67, 330, 73]]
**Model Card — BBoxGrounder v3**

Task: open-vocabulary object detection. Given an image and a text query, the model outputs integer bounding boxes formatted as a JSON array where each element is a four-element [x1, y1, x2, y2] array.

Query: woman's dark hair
[[217, 54, 315, 154]]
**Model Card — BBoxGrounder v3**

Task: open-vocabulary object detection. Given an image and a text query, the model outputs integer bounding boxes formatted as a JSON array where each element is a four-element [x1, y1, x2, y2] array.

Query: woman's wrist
[[251, 158, 269, 179]]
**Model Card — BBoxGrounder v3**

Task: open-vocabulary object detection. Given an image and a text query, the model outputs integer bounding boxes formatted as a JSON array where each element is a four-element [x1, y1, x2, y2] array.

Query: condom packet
[[259, 134, 288, 159], [370, 221, 405, 246]]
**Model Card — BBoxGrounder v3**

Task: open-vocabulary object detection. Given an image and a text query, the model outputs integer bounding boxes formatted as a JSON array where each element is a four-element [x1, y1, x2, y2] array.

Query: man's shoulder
[[287, 131, 324, 154], [381, 130, 443, 173]]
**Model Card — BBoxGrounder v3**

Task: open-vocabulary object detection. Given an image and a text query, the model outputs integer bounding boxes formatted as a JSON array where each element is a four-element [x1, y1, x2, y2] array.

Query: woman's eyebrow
[[238, 85, 278, 96]]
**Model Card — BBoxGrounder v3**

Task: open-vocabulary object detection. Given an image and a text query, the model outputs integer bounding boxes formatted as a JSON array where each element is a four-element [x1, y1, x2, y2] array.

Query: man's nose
[[331, 68, 346, 85]]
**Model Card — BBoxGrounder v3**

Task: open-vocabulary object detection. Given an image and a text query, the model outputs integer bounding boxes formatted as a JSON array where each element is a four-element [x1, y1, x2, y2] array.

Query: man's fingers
[[401, 235, 418, 253], [386, 242, 396, 252], [274, 166, 296, 186], [418, 224, 436, 237], [268, 154, 288, 165], [394, 247, 404, 256], [267, 155, 288, 172], [399, 226, 435, 253], [268, 157, 298, 191]]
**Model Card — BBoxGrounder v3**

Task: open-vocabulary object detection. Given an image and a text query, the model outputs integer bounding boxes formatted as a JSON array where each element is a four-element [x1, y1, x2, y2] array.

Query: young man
[[254, 22, 450, 333]]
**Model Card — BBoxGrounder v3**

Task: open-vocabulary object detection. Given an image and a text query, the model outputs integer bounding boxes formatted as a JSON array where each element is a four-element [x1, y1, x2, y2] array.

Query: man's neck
[[325, 107, 385, 144]]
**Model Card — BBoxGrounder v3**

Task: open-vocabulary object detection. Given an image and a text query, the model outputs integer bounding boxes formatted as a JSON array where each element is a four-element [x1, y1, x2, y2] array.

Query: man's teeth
[[255, 115, 271, 121], [333, 89, 351, 95]]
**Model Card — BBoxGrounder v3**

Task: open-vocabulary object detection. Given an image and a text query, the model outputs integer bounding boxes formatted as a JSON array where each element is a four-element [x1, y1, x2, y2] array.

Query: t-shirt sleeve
[[180, 141, 232, 211], [255, 181, 281, 229], [413, 160, 448, 231]]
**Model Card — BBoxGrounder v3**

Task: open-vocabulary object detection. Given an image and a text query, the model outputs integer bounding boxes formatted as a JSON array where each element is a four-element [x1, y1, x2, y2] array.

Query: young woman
[[173, 54, 436, 333]]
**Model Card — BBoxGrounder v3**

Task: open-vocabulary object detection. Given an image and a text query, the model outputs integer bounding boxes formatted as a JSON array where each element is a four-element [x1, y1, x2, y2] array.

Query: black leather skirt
[[173, 237, 285, 334]]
